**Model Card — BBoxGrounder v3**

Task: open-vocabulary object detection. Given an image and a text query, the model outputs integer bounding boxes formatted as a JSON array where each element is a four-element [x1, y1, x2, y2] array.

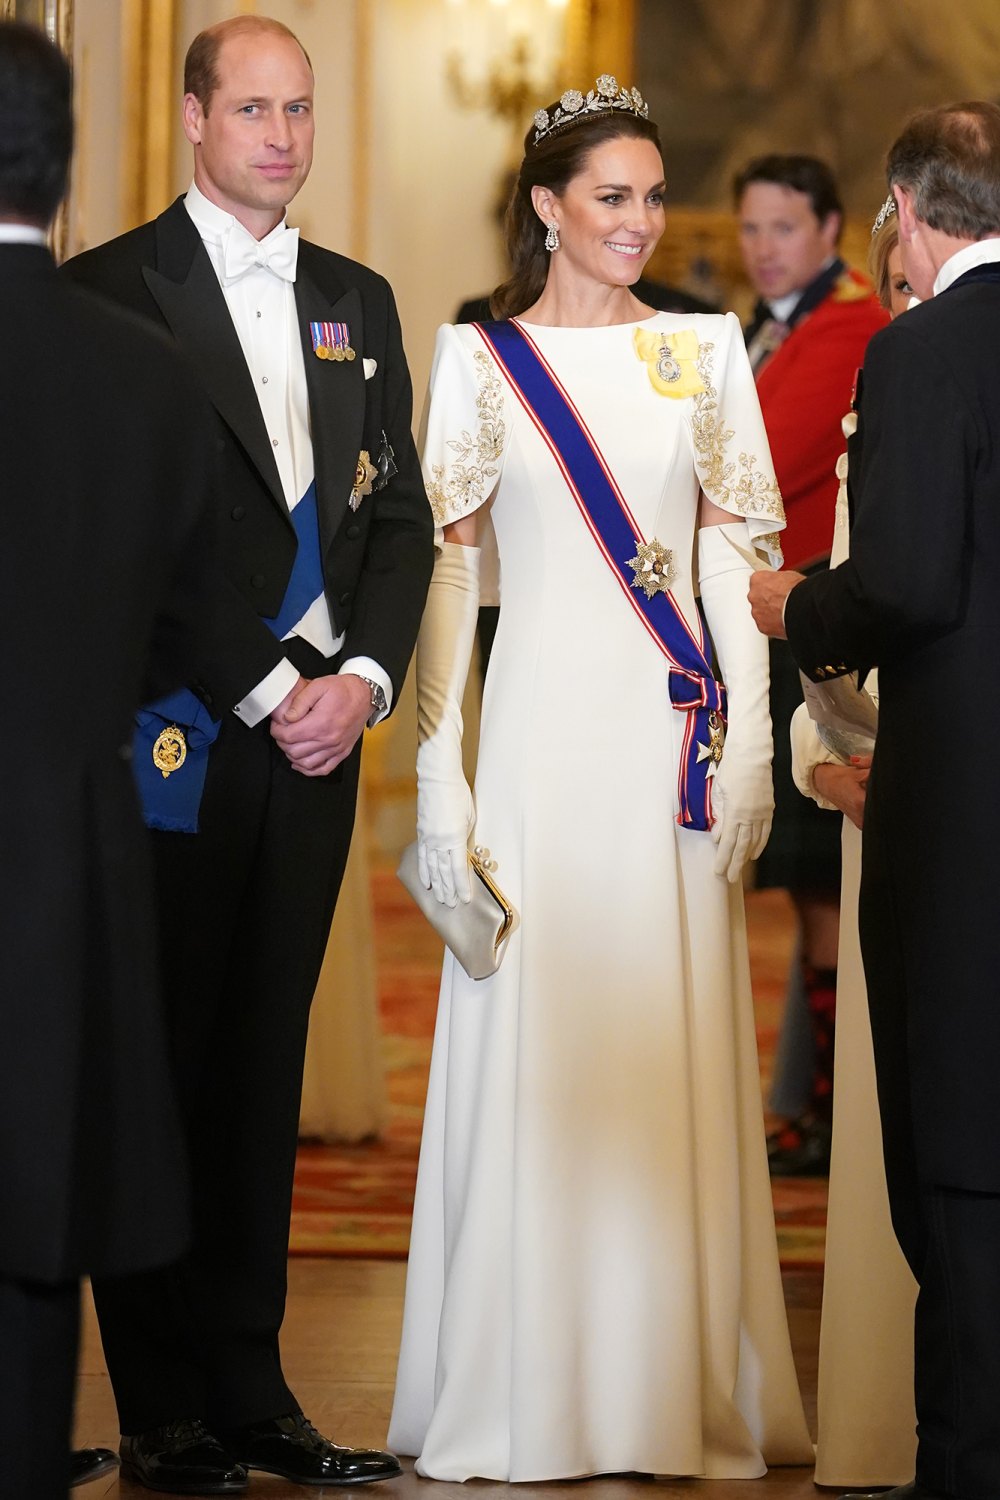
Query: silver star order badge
[[626, 537, 676, 599], [695, 710, 726, 776]]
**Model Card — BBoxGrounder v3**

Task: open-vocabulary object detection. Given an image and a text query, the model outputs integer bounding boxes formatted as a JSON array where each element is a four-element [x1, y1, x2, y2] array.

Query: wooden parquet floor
[[74, 1261, 822, 1500]]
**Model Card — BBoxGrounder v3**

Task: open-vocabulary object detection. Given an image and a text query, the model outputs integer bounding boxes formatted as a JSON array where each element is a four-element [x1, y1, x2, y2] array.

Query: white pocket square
[[363, 357, 377, 380]]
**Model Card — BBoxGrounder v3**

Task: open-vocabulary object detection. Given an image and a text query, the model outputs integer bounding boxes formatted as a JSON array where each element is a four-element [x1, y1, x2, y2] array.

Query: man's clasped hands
[[270, 673, 372, 777]]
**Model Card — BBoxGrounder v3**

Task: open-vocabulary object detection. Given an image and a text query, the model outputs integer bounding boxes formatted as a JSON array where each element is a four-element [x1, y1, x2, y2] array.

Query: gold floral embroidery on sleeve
[[426, 349, 506, 525], [754, 531, 785, 566], [691, 342, 785, 527]]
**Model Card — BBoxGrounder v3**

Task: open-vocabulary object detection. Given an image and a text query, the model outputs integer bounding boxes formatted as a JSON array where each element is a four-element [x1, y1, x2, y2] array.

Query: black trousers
[[861, 820, 1000, 1500], [93, 659, 362, 1434], [0, 1277, 78, 1500]]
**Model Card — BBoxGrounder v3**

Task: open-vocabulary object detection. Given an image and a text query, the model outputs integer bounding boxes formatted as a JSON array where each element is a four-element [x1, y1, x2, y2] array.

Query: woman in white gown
[[389, 80, 813, 1482]]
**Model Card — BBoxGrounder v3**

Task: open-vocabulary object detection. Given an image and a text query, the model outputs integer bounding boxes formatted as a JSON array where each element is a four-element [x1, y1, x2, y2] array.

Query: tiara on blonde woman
[[532, 75, 649, 146], [872, 194, 897, 235]]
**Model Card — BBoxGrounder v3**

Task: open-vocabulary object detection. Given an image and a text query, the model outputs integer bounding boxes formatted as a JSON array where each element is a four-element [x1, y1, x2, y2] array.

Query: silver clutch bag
[[397, 842, 517, 980]]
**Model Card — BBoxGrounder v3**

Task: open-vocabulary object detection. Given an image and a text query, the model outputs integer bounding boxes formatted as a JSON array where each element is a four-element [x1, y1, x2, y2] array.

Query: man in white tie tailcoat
[[65, 15, 432, 1493]]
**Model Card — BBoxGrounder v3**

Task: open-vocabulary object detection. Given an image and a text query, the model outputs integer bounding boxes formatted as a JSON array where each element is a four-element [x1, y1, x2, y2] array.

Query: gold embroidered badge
[[351, 451, 378, 512], [152, 726, 187, 779]]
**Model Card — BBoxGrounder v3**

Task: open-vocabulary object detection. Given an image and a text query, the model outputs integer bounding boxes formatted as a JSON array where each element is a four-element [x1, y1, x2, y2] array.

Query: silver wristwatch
[[358, 675, 387, 726]]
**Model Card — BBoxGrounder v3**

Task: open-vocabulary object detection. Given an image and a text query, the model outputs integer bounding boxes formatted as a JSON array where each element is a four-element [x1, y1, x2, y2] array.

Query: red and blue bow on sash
[[475, 318, 725, 832]]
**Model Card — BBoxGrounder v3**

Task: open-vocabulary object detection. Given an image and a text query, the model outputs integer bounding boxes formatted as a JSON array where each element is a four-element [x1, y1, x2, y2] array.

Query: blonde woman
[[789, 200, 917, 1489]]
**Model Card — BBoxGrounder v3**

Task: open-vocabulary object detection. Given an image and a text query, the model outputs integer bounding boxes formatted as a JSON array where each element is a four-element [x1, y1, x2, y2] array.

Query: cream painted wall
[[363, 0, 512, 392], [69, 0, 126, 253]]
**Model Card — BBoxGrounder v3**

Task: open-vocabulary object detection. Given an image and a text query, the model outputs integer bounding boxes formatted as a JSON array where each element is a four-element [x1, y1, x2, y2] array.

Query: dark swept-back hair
[[184, 15, 311, 115], [490, 107, 664, 320], [0, 20, 72, 225], [732, 154, 843, 228], [887, 101, 1000, 239]]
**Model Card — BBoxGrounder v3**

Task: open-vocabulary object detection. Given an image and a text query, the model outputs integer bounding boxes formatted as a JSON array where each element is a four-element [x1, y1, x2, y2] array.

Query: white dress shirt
[[767, 290, 800, 323], [933, 235, 1000, 296], [184, 183, 391, 725], [0, 224, 48, 247], [768, 256, 838, 324]]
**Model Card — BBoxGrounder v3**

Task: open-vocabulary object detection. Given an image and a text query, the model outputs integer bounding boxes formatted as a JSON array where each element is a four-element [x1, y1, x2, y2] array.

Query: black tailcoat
[[65, 196, 433, 709], [0, 244, 225, 1283], [60, 200, 433, 1431], [785, 266, 1000, 1500], [785, 280, 1000, 1194]]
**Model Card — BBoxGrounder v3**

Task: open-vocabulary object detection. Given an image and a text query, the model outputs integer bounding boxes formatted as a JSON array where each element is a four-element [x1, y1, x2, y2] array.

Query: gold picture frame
[[3, 0, 74, 259]]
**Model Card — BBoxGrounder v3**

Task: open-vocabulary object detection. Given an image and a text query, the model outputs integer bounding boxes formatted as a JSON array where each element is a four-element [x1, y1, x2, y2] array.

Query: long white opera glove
[[698, 522, 774, 883], [415, 543, 481, 908]]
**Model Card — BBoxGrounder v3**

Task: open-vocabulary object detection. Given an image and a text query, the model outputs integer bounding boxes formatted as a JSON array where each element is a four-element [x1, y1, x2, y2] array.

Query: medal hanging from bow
[[632, 327, 706, 398]]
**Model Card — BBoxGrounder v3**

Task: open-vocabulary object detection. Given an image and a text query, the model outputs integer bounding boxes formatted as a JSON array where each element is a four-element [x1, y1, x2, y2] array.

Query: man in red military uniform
[[734, 155, 887, 1173]]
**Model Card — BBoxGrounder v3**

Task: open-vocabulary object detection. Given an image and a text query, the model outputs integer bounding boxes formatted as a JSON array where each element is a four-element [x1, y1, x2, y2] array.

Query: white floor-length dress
[[389, 312, 813, 1482], [791, 422, 917, 1487]]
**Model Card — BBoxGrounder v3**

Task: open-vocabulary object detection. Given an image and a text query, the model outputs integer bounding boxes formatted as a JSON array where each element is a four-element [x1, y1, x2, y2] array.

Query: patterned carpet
[[290, 873, 827, 1266]]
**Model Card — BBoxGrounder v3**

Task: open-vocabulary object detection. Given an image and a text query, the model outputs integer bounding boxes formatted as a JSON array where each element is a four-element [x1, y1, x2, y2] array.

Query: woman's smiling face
[[535, 135, 666, 291]]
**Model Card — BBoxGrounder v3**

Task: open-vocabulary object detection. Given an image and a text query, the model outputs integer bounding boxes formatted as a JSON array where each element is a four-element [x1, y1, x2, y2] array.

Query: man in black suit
[[64, 14, 433, 1494], [0, 20, 228, 1495], [750, 101, 1000, 1500]]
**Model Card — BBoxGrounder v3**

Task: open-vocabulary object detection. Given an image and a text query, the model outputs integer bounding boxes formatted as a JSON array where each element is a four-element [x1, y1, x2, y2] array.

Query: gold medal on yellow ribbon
[[633, 327, 706, 398]]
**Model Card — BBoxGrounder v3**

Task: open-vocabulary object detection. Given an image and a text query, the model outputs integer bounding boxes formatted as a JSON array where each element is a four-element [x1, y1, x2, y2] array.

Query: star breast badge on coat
[[632, 326, 706, 398], [696, 710, 726, 775], [626, 537, 676, 598], [351, 450, 378, 511]]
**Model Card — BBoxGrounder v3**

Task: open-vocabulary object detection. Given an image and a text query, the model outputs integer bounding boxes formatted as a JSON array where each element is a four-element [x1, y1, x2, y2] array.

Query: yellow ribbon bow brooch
[[633, 326, 705, 398]]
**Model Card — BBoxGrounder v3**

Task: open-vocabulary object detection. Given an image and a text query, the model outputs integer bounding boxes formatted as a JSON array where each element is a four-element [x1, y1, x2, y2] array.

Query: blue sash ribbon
[[132, 694, 220, 834], [133, 480, 324, 833], [475, 319, 725, 831], [267, 480, 323, 639]]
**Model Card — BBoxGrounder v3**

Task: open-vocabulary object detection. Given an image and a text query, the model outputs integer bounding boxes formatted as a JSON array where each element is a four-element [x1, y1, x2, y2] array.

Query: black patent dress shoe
[[71, 1447, 120, 1486], [120, 1419, 248, 1494], [222, 1413, 402, 1485]]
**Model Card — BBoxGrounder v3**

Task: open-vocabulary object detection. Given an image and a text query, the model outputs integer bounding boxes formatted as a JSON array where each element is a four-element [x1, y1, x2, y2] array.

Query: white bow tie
[[222, 222, 299, 285]]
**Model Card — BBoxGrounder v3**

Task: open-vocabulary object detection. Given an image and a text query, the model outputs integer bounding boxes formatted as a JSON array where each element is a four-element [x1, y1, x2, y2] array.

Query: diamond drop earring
[[544, 221, 560, 253]]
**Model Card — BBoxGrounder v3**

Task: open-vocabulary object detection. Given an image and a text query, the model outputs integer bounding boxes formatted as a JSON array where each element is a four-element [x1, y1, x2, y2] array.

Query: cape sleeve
[[690, 311, 786, 569], [421, 323, 509, 539]]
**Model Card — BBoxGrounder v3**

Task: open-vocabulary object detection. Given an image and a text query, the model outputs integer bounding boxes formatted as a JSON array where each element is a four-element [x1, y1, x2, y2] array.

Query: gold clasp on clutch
[[471, 846, 515, 952]]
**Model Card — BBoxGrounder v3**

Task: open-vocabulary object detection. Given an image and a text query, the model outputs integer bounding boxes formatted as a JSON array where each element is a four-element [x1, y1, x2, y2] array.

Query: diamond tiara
[[532, 74, 649, 147], [872, 194, 897, 236]]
